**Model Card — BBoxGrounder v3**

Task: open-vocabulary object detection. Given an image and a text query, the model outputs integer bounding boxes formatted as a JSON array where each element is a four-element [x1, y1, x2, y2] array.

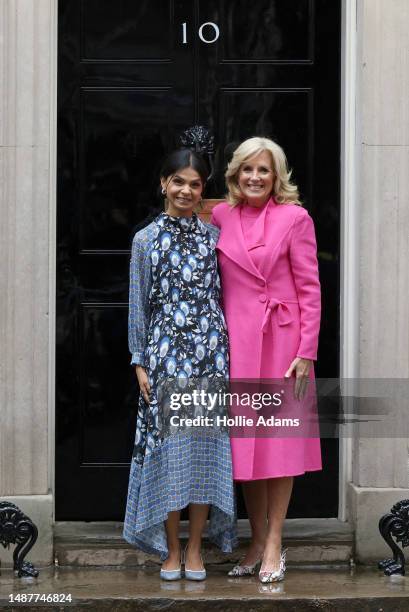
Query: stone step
[[54, 519, 354, 567], [1, 566, 408, 612]]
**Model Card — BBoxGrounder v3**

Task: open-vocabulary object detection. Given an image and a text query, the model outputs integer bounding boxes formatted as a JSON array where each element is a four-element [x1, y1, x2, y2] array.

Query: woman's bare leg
[[186, 503, 209, 570], [240, 480, 268, 565], [162, 510, 181, 570], [260, 476, 293, 572]]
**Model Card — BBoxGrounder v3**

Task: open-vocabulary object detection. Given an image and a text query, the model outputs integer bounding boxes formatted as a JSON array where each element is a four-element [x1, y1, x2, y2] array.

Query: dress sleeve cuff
[[130, 351, 145, 366]]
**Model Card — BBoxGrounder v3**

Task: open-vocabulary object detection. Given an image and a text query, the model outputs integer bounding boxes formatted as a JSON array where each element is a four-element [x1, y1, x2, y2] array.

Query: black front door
[[57, 0, 341, 520]]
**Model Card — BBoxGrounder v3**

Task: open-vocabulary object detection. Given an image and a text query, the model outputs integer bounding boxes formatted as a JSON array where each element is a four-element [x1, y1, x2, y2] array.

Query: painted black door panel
[[57, 0, 340, 519]]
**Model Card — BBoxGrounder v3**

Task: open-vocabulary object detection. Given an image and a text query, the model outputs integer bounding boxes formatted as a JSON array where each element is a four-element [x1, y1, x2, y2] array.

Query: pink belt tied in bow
[[261, 297, 298, 333]]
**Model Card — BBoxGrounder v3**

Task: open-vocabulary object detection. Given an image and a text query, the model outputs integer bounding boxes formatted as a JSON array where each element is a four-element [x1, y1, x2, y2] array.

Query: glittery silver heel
[[228, 557, 262, 577], [258, 548, 287, 583]]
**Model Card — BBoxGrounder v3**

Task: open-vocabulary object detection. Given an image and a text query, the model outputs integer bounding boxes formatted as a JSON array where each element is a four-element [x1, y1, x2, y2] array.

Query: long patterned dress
[[123, 211, 237, 559]]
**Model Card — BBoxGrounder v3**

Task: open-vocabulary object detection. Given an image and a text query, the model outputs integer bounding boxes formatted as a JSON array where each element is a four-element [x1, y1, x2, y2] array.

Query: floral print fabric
[[123, 211, 237, 558]]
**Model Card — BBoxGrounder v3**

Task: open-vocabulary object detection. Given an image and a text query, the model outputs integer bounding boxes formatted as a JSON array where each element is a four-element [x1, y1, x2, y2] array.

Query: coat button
[[259, 294, 267, 303]]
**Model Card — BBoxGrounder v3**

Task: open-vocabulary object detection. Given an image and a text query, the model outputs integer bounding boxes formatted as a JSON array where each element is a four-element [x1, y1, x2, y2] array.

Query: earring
[[161, 187, 166, 195]]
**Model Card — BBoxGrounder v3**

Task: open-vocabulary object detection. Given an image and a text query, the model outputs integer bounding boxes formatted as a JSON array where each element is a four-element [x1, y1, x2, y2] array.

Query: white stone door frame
[[48, 0, 358, 523], [48, 0, 58, 511], [339, 0, 358, 521]]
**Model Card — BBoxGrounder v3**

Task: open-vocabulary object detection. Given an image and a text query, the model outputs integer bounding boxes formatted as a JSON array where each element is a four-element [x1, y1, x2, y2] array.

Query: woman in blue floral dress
[[123, 148, 237, 580]]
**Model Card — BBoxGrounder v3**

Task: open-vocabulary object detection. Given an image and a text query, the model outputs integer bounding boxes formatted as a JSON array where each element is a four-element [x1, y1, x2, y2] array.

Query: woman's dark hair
[[160, 148, 209, 185]]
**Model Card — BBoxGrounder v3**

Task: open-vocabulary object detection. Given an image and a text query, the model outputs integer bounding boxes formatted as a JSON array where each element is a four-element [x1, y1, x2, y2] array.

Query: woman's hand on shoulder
[[284, 357, 312, 400], [135, 366, 151, 403], [210, 201, 230, 227]]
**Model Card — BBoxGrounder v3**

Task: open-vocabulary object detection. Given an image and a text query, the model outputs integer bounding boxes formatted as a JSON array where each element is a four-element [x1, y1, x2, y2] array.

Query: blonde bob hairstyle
[[225, 136, 301, 206]]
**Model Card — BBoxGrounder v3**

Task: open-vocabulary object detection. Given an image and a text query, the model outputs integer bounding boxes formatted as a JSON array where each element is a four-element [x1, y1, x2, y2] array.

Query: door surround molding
[[338, 0, 357, 521], [49, 0, 58, 506], [49, 0, 357, 522]]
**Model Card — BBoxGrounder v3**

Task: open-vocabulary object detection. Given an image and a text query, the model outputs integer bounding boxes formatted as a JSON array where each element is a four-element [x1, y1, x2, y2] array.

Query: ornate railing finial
[[0, 501, 39, 577], [378, 498, 409, 576]]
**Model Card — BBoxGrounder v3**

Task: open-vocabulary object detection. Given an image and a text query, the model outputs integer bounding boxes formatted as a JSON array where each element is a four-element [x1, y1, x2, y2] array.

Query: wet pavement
[[0, 565, 409, 611]]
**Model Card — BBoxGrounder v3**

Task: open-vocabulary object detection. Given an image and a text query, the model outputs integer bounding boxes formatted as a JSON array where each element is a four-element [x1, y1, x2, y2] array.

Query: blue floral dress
[[123, 211, 237, 559]]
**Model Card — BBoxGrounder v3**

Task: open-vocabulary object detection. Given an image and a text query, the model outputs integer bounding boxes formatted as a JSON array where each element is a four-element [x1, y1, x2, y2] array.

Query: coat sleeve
[[289, 211, 321, 361], [208, 208, 226, 311], [128, 231, 152, 366], [210, 205, 220, 228]]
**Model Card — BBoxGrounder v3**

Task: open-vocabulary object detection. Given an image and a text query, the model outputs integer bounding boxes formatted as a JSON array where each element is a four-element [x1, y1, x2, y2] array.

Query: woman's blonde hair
[[225, 136, 301, 206]]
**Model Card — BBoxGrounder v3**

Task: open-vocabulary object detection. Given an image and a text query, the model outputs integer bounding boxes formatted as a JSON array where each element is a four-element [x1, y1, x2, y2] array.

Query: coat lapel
[[261, 203, 297, 280], [216, 204, 265, 280], [216, 199, 298, 283]]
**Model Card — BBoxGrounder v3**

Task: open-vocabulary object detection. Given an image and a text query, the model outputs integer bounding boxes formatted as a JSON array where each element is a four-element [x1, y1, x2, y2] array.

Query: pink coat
[[211, 198, 322, 480], [211, 198, 321, 379]]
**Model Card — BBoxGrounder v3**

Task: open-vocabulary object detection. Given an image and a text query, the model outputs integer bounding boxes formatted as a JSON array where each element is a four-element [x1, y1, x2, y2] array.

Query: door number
[[182, 22, 220, 44]]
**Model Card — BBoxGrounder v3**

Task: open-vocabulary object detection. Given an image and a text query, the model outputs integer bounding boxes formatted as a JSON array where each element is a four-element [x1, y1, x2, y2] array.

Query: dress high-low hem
[[123, 430, 237, 559]]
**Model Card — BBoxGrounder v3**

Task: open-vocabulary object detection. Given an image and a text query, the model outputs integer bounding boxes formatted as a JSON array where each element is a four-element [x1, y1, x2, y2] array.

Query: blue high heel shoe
[[183, 544, 207, 581], [160, 550, 182, 581]]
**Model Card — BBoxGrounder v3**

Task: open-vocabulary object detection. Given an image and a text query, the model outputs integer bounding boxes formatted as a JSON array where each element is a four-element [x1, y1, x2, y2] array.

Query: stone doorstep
[[55, 542, 353, 568], [54, 519, 354, 567], [0, 566, 409, 612]]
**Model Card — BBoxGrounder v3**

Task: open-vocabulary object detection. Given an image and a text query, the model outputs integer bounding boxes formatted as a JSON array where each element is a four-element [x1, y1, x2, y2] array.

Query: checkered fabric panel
[[123, 430, 237, 559]]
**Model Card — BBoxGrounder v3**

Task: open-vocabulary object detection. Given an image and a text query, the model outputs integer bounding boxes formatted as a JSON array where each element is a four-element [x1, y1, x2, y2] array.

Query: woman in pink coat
[[211, 136, 322, 583]]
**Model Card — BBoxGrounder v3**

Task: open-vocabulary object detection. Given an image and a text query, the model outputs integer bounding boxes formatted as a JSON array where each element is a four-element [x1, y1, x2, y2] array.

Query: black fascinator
[[180, 125, 215, 182]]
